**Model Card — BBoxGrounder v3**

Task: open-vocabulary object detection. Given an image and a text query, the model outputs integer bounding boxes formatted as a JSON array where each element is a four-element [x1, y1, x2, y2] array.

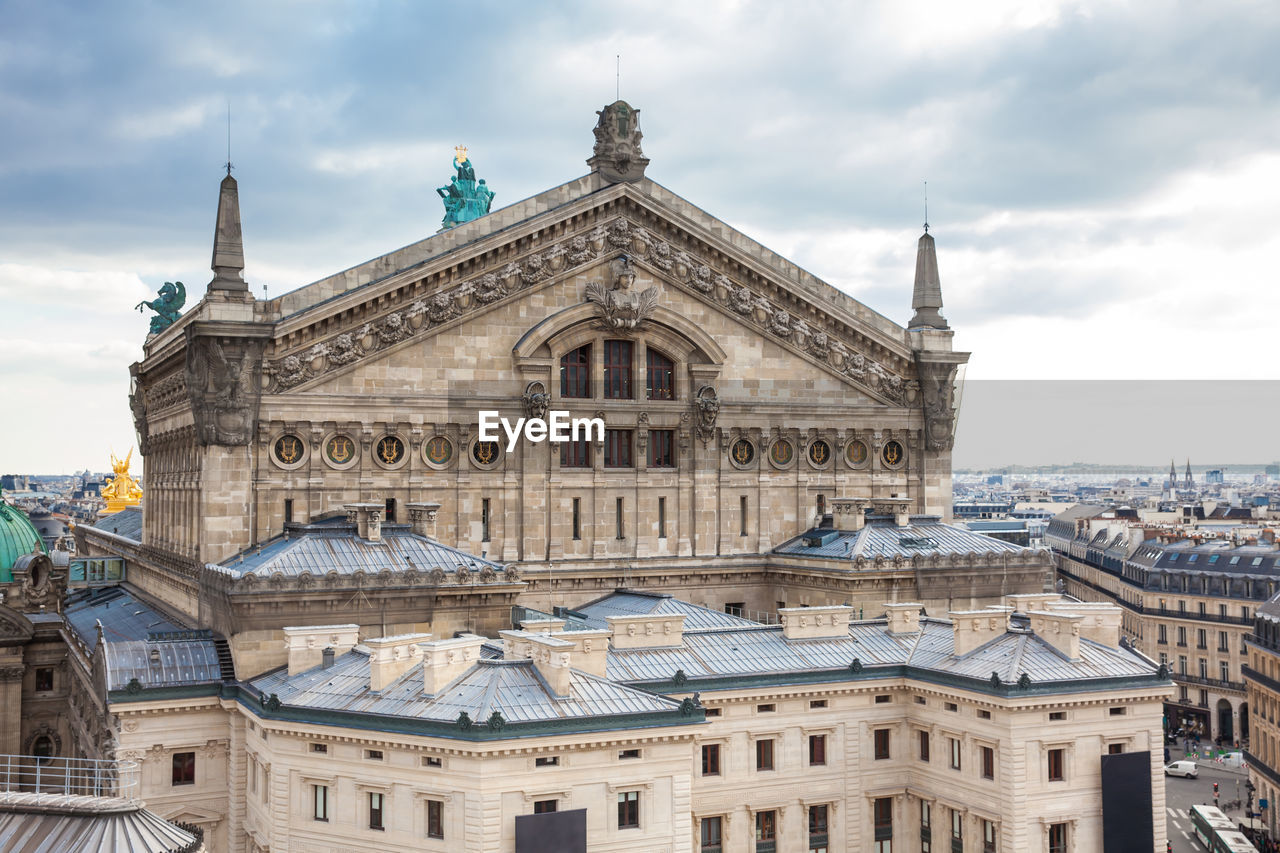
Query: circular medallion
[[272, 434, 306, 469], [422, 435, 454, 469], [845, 438, 869, 469], [374, 435, 406, 468], [471, 439, 502, 469], [881, 439, 906, 469], [324, 434, 358, 468], [729, 438, 756, 468], [768, 438, 794, 469], [807, 439, 832, 468]]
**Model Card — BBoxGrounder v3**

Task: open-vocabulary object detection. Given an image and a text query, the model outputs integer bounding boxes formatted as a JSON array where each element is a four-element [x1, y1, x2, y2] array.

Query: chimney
[[780, 605, 854, 640], [874, 497, 913, 527], [406, 501, 442, 538], [830, 498, 868, 532], [209, 173, 249, 294], [1029, 611, 1083, 660], [1004, 593, 1063, 615], [606, 613, 686, 649], [519, 632, 575, 697], [421, 635, 486, 696], [344, 502, 384, 541], [366, 632, 432, 691], [949, 607, 1013, 657], [283, 624, 360, 675], [519, 618, 567, 633], [546, 628, 611, 678], [883, 602, 923, 634], [1046, 601, 1123, 649], [321, 647, 335, 669]]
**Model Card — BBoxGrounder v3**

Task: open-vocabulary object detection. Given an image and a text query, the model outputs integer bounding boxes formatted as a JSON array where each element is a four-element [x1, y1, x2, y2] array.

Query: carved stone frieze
[[185, 332, 265, 446], [259, 213, 909, 404]]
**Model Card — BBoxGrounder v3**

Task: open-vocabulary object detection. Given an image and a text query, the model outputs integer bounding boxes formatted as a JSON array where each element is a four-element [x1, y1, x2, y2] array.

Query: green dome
[[0, 501, 45, 583]]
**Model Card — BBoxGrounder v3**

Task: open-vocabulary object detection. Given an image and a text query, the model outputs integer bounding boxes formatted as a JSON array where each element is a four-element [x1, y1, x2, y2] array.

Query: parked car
[[1165, 760, 1198, 778]]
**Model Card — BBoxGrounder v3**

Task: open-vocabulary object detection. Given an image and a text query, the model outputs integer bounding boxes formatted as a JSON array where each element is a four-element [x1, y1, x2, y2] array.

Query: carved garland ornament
[[261, 216, 909, 403]]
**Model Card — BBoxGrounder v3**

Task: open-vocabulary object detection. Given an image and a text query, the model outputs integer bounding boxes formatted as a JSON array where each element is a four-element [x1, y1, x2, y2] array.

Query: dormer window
[[560, 344, 592, 398]]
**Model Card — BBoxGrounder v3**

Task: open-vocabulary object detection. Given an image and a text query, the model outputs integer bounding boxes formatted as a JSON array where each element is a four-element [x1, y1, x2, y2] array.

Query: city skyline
[[3, 2, 1279, 472]]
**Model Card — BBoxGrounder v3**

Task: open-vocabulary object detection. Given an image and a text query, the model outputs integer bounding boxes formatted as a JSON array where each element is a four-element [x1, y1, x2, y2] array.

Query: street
[[1164, 745, 1257, 852]]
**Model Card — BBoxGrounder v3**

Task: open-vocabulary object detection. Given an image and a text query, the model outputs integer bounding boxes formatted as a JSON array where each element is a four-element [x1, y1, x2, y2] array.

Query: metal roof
[[569, 591, 760, 630], [250, 647, 680, 725], [605, 616, 1157, 687], [217, 521, 501, 578], [774, 518, 1027, 560], [0, 803, 199, 853], [89, 507, 143, 542], [63, 587, 222, 691]]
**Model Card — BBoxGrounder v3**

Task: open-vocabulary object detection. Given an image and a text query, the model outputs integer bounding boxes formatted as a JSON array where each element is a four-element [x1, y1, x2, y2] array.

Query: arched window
[[560, 344, 591, 398], [646, 348, 674, 400], [32, 735, 54, 764]]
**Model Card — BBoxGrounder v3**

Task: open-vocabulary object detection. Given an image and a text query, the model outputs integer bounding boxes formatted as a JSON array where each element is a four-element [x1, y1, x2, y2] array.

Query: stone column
[[0, 662, 24, 755]]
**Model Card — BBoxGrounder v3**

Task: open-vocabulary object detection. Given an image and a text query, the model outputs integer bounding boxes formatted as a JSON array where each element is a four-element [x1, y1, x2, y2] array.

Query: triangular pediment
[[263, 179, 918, 405]]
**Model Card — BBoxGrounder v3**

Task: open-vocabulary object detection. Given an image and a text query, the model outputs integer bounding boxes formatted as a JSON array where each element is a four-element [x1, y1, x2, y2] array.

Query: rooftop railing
[[0, 753, 139, 804]]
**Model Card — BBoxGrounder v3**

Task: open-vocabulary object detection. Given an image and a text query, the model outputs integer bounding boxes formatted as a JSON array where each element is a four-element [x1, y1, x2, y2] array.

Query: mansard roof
[[774, 516, 1027, 560], [558, 589, 759, 631], [212, 516, 503, 578]]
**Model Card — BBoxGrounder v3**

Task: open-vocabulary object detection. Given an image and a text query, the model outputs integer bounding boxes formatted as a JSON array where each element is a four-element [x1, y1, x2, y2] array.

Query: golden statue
[[100, 449, 143, 515]]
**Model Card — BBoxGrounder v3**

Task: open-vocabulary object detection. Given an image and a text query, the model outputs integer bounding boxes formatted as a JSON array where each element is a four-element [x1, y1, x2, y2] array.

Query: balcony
[[1175, 672, 1246, 693], [0, 753, 139, 805]]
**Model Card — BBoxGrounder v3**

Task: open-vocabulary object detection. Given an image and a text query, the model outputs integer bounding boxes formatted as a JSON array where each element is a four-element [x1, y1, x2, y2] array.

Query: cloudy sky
[[2, 0, 1278, 474]]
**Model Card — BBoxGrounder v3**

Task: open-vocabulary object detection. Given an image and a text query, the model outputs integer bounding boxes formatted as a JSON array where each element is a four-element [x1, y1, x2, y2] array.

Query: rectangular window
[[369, 791, 385, 830], [171, 752, 195, 786], [981, 745, 994, 779], [809, 734, 827, 765], [365, 749, 383, 761], [951, 808, 964, 845], [982, 818, 996, 853], [533, 799, 557, 814], [1049, 711, 1065, 721], [757, 703, 776, 713], [311, 743, 327, 754], [740, 495, 749, 536], [702, 743, 721, 776], [423, 756, 442, 767], [561, 436, 591, 467], [383, 498, 395, 523], [1219, 631, 1229, 652], [427, 798, 444, 838], [1108, 743, 1124, 754], [649, 429, 675, 467], [313, 784, 329, 821], [1048, 822, 1067, 853], [874, 797, 893, 851], [35, 668, 53, 692], [810, 699, 828, 709], [616, 497, 625, 539], [756, 809, 777, 842], [919, 730, 931, 762], [1047, 748, 1064, 781], [560, 344, 591, 398], [1221, 661, 1231, 682], [604, 429, 633, 467], [874, 728, 890, 760], [534, 756, 559, 767], [725, 602, 744, 617], [809, 803, 829, 839], [658, 496, 667, 539], [1178, 626, 1187, 646], [1158, 624, 1167, 644], [603, 340, 633, 399], [921, 801, 932, 853], [1198, 628, 1207, 649], [617, 790, 640, 829], [977, 709, 991, 719], [1179, 655, 1187, 675], [701, 816, 723, 851], [619, 749, 641, 760], [1199, 658, 1208, 678], [756, 738, 774, 771], [572, 497, 581, 540], [481, 498, 491, 542], [949, 737, 961, 771], [646, 348, 674, 400], [284, 498, 294, 524]]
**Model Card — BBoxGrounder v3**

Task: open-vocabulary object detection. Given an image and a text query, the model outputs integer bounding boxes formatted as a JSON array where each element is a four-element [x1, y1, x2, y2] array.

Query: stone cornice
[[258, 209, 915, 404]]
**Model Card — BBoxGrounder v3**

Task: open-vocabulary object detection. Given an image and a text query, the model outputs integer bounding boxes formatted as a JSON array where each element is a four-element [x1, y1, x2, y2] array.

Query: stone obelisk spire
[[209, 171, 248, 294], [908, 229, 948, 330]]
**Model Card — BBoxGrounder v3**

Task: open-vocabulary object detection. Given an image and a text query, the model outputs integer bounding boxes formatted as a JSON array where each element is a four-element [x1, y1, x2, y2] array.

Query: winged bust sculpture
[[584, 254, 661, 330]]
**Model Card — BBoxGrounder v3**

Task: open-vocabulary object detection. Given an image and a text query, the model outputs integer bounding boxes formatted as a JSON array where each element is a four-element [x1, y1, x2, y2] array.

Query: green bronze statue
[[135, 280, 186, 335], [437, 146, 495, 229]]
